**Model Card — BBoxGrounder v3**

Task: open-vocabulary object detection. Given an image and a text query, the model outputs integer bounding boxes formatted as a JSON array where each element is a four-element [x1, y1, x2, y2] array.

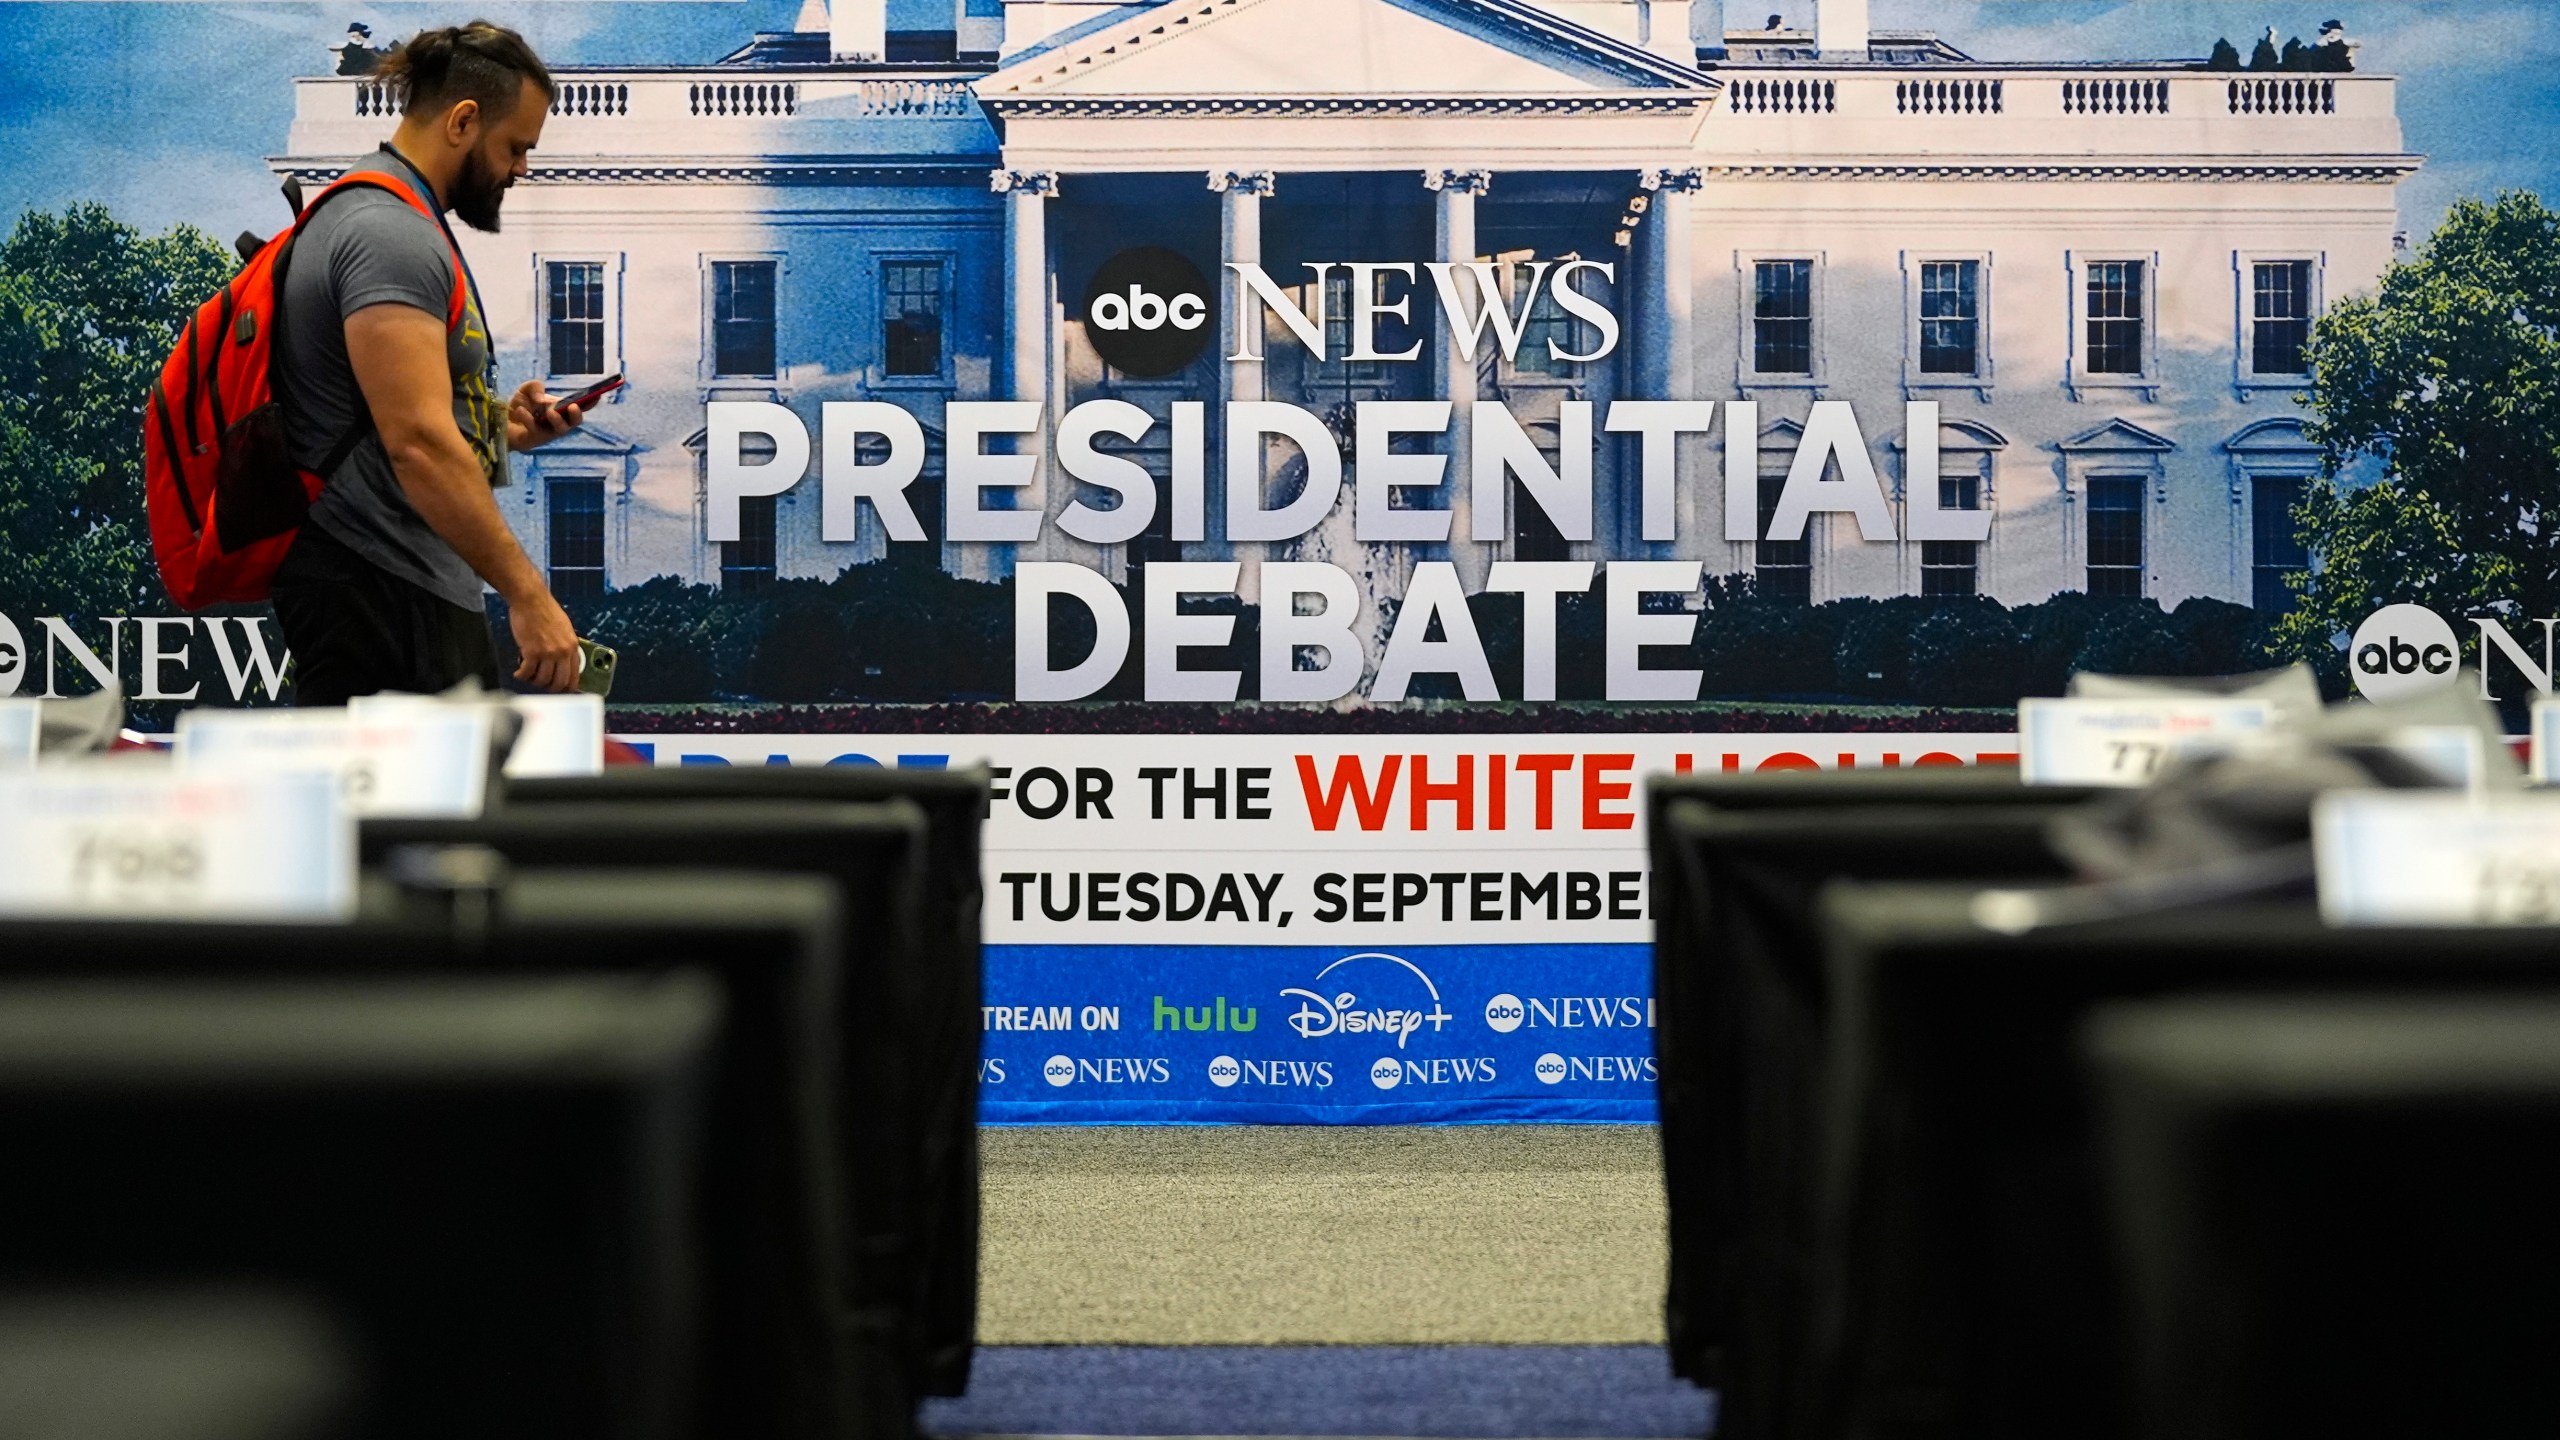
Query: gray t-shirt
[[278, 150, 506, 612]]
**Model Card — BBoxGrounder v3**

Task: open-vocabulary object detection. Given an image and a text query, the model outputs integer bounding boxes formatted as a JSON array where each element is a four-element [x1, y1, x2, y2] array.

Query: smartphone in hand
[[555, 373, 625, 414], [576, 637, 617, 698]]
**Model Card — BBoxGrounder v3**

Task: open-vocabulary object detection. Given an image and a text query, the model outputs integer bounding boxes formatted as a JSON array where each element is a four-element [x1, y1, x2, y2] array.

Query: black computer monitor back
[[361, 802, 942, 1420], [0, 972, 718, 1440], [1648, 795, 2081, 1435], [0, 872, 851, 1440], [2087, 993, 2560, 1440], [501, 767, 985, 1396], [1811, 892, 2560, 1440]]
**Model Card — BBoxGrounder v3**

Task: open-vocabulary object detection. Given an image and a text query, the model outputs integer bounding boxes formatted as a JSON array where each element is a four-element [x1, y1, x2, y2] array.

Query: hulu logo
[[1153, 996, 1259, 1033]]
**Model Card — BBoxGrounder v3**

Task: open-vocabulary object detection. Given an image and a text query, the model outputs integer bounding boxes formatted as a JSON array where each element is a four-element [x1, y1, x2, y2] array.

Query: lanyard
[[375, 143, 495, 380]]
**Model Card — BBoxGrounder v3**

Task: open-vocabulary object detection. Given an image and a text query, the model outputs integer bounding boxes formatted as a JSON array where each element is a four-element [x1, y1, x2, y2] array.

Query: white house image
[[273, 0, 2417, 633]]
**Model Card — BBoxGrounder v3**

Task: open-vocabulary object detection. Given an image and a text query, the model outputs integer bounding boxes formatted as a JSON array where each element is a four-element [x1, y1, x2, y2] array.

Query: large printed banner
[[641, 734, 2014, 1120], [9, 2, 2560, 1119]]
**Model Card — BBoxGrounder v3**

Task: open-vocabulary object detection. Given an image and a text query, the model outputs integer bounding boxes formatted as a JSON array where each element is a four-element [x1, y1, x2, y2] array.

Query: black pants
[[269, 523, 501, 707]]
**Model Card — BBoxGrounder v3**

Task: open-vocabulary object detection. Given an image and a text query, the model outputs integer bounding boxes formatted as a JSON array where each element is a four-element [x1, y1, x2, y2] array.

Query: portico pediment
[[981, 0, 1713, 112], [537, 421, 640, 457], [2058, 418, 2176, 455]]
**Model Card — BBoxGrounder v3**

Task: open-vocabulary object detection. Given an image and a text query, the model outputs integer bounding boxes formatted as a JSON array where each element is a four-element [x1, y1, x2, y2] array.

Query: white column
[[1427, 167, 1492, 588], [1212, 169, 1274, 405], [991, 168, 1060, 406], [989, 168, 1059, 573], [1211, 168, 1275, 567], [1611, 211, 1644, 554], [1628, 192, 1661, 402], [1635, 166, 1701, 402], [1633, 167, 1701, 560]]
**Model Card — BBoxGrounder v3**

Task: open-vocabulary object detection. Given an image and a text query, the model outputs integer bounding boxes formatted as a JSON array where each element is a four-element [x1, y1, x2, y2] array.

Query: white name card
[[0, 700, 35, 769], [2379, 725, 2488, 789], [0, 766, 354, 921], [503, 693, 605, 778], [175, 708, 494, 818], [2315, 791, 2560, 926], [2533, 701, 2560, 785], [350, 692, 603, 779], [2017, 697, 2277, 787]]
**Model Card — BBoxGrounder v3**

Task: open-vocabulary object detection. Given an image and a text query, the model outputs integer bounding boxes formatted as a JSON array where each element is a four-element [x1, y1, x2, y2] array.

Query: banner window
[[2086, 476, 2147, 597], [546, 478, 606, 602]]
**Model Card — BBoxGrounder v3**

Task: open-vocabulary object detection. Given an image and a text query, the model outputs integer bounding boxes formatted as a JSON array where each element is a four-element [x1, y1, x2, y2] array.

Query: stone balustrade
[[2226, 76, 2337, 115], [552, 81, 630, 118], [298, 65, 2393, 172], [2061, 77, 2169, 115], [1705, 68, 2401, 164], [1727, 76, 1836, 115], [288, 72, 990, 164], [1900, 77, 2003, 115]]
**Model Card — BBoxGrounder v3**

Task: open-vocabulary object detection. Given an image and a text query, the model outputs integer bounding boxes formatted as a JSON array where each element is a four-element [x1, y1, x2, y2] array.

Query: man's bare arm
[[343, 301, 580, 692]]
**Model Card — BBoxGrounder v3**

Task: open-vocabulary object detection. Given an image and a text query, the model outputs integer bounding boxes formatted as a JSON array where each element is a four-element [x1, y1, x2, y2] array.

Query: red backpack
[[143, 169, 466, 609]]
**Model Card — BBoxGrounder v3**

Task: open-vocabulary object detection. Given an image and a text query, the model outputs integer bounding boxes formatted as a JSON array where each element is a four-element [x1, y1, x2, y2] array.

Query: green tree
[[2273, 191, 2560, 666], [0, 204, 235, 619]]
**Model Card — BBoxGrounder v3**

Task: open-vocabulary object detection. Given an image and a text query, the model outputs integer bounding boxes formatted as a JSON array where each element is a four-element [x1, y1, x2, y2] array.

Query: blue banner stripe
[[980, 942, 1659, 1125]]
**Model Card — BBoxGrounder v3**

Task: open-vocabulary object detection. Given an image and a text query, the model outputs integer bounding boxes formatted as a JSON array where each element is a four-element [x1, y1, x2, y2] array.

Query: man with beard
[[272, 21, 585, 702]]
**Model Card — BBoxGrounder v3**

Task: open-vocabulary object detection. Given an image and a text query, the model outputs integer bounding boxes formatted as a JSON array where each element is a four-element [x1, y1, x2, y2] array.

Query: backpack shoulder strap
[[281, 168, 472, 481], [296, 171, 469, 331]]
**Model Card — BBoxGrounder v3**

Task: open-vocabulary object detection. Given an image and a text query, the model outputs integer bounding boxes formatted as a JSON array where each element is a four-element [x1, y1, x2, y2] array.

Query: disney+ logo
[[1280, 951, 1454, 1051]]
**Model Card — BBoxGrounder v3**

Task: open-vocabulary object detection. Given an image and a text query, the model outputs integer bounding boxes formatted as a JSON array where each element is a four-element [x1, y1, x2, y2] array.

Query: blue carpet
[[921, 1345, 1715, 1437]]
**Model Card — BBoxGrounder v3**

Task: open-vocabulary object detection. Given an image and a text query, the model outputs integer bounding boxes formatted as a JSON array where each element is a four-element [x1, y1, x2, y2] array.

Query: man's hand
[[510, 590, 582, 693], [507, 380, 583, 453]]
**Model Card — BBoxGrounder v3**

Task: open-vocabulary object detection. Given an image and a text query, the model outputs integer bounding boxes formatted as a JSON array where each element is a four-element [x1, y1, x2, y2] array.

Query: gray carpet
[[977, 1125, 1668, 1345]]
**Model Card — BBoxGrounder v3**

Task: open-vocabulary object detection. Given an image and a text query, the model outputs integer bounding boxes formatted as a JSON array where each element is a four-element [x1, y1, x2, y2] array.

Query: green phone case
[[577, 638, 617, 698]]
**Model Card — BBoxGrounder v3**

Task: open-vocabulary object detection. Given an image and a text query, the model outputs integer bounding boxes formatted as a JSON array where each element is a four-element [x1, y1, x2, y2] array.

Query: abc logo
[[1207, 1055, 1241, 1089], [1042, 1054, 1075, 1088], [1082, 246, 1214, 378], [1091, 287, 1204, 334], [1370, 1056, 1404, 1091], [0, 613, 23, 697], [2350, 604, 2460, 702], [1534, 1052, 1568, 1086], [1484, 993, 1525, 1034]]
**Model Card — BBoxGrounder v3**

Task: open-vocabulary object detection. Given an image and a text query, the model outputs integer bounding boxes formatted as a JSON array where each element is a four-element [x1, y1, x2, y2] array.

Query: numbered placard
[[2017, 697, 2277, 787], [504, 693, 605, 777], [351, 692, 603, 779], [175, 708, 494, 818], [2533, 700, 2560, 785], [0, 699, 35, 769], [0, 766, 354, 921], [2379, 725, 2488, 789], [2316, 790, 2560, 926]]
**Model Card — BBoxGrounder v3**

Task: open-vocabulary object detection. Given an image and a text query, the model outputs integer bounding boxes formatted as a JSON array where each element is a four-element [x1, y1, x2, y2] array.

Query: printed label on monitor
[[0, 767, 354, 921], [2315, 791, 2560, 926], [351, 692, 604, 780], [0, 700, 35, 769], [2018, 698, 2275, 787], [177, 708, 494, 818]]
